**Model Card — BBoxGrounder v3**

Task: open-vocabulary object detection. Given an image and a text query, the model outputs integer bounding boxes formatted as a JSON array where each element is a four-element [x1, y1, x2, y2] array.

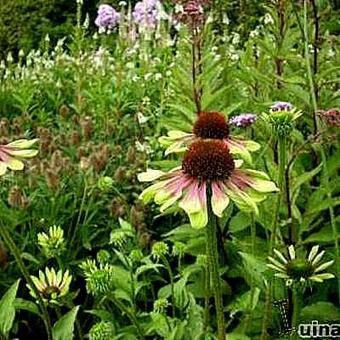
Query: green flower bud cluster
[[89, 321, 115, 340], [97, 176, 114, 191], [80, 259, 115, 296], [153, 298, 169, 314], [37, 225, 65, 258], [151, 241, 169, 260]]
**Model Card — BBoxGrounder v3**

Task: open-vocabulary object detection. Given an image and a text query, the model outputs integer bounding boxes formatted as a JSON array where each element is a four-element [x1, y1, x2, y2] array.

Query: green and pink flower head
[[138, 139, 278, 228], [159, 111, 260, 163], [0, 139, 38, 176]]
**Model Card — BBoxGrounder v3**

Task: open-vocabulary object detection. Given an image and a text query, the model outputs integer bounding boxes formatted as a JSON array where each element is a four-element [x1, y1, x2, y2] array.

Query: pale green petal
[[0, 162, 7, 176], [242, 140, 261, 151], [234, 159, 244, 168], [310, 273, 335, 282], [8, 139, 39, 149], [268, 256, 286, 270], [160, 192, 182, 212], [242, 169, 271, 181], [7, 158, 24, 171], [314, 260, 334, 273], [211, 182, 230, 217], [311, 250, 325, 265], [267, 264, 285, 273], [308, 245, 319, 262], [274, 273, 290, 279], [165, 142, 187, 156], [288, 245, 296, 260], [224, 185, 259, 215], [139, 181, 166, 202], [138, 169, 165, 182], [168, 130, 192, 139], [9, 149, 38, 158], [273, 249, 288, 264], [248, 178, 279, 193]]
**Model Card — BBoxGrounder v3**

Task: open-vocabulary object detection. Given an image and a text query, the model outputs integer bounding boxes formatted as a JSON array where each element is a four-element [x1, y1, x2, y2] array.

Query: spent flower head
[[159, 111, 260, 163], [267, 245, 335, 286], [28, 267, 72, 305], [139, 139, 278, 229], [0, 139, 39, 176]]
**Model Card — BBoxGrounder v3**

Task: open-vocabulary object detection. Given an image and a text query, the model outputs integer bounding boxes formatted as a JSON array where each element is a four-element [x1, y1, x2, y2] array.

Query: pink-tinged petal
[[179, 181, 208, 228], [0, 162, 7, 176], [7, 138, 39, 149], [138, 169, 165, 182], [155, 174, 192, 205], [211, 181, 230, 217], [230, 169, 278, 193]]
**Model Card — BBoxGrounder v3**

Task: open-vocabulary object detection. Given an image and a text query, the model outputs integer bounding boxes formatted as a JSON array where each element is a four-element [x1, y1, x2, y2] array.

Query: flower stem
[[0, 221, 53, 340], [161, 255, 175, 317], [206, 184, 225, 340], [109, 293, 144, 339], [203, 260, 210, 334], [262, 134, 287, 339]]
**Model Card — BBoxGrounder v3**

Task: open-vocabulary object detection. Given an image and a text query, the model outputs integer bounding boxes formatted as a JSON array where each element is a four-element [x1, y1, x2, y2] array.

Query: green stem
[[161, 255, 175, 317], [203, 260, 210, 334], [0, 221, 53, 340], [206, 184, 225, 340], [303, 0, 340, 303], [262, 135, 287, 339], [290, 288, 301, 339], [109, 294, 144, 339]]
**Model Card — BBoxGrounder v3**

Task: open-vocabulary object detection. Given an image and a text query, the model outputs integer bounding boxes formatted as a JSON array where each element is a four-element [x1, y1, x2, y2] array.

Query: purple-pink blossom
[[270, 101, 294, 112], [95, 4, 120, 32], [132, 0, 161, 26], [229, 114, 257, 128]]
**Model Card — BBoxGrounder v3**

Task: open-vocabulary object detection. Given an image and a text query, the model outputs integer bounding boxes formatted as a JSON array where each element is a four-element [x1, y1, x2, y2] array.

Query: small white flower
[[264, 13, 274, 25], [154, 73, 162, 81]]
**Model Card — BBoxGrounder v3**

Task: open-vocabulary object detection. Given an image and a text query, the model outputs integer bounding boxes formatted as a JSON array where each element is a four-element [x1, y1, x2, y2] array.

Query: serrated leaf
[[52, 306, 80, 340]]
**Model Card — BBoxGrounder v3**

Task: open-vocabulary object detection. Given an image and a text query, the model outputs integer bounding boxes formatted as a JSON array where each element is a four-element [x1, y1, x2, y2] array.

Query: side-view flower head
[[159, 111, 260, 163], [0, 139, 39, 176], [267, 245, 335, 286], [28, 267, 72, 305], [138, 139, 278, 228]]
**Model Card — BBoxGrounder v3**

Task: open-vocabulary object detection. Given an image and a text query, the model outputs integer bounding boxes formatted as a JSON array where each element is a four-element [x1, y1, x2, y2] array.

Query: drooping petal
[[7, 158, 24, 171], [225, 137, 260, 163], [211, 181, 230, 217], [307, 245, 319, 262], [179, 181, 208, 229], [9, 149, 38, 158], [7, 138, 39, 149], [0, 162, 7, 176], [138, 169, 165, 182], [139, 181, 167, 203]]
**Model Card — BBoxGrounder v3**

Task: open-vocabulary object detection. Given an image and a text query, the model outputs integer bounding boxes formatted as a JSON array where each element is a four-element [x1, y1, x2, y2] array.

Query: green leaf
[[14, 298, 40, 316], [303, 225, 339, 244], [229, 212, 251, 233], [226, 288, 260, 317], [52, 306, 80, 340], [301, 302, 340, 322], [0, 279, 20, 338], [292, 163, 323, 196], [239, 252, 267, 289]]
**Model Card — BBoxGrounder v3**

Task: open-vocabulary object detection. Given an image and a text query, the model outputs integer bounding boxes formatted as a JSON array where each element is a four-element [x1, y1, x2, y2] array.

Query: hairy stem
[[161, 255, 175, 317], [206, 184, 225, 340], [0, 221, 53, 340]]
